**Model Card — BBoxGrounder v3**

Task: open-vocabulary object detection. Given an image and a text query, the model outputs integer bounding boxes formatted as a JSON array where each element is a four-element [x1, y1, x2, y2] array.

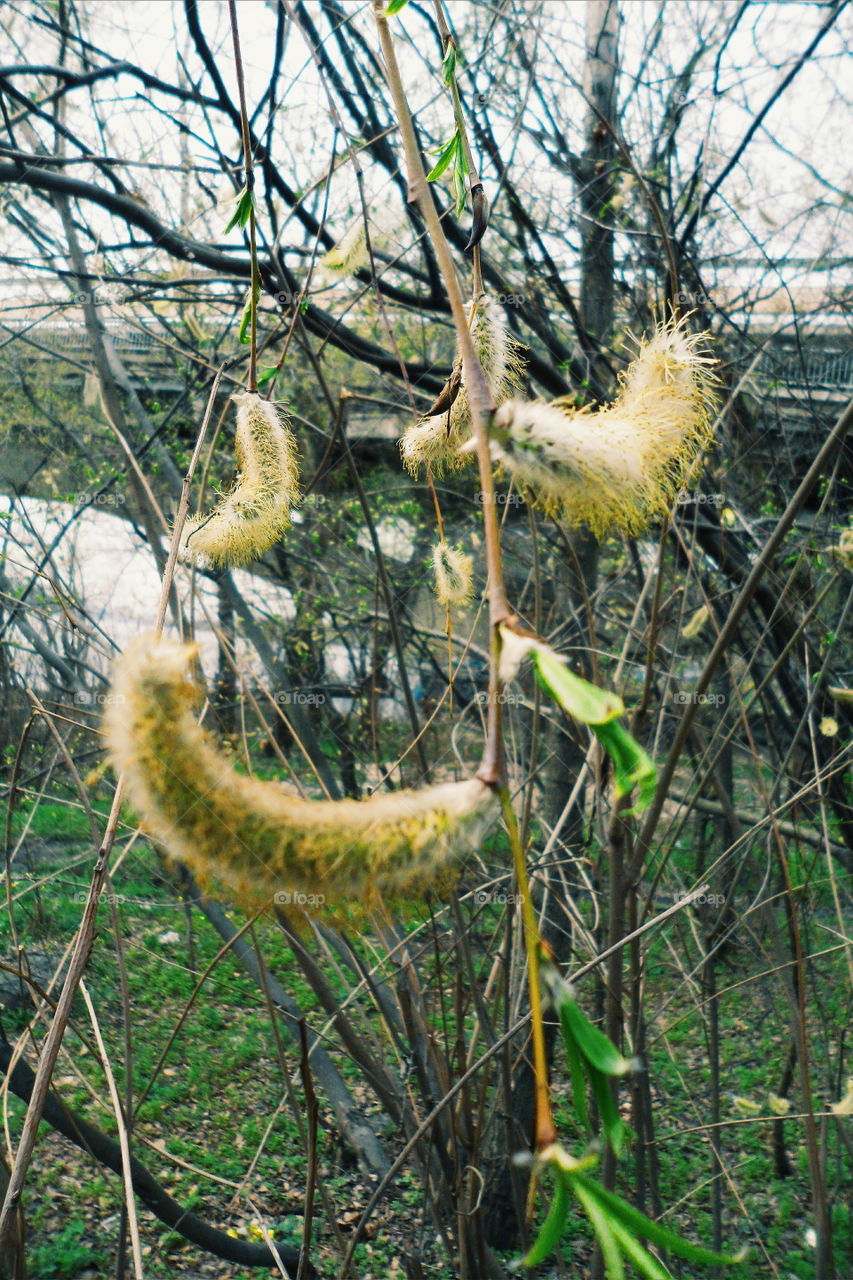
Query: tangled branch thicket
[[0, 1, 850, 1279]]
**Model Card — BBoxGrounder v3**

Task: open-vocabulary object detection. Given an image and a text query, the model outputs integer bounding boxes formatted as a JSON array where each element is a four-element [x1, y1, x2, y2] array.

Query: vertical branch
[[371, 2, 507, 625], [228, 0, 259, 391], [371, 0, 512, 792]]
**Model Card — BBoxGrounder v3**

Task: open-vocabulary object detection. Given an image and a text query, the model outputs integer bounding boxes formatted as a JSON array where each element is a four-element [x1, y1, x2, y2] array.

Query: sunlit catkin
[[105, 637, 497, 909], [432, 541, 475, 607], [401, 293, 525, 474], [180, 392, 299, 567], [479, 318, 718, 537]]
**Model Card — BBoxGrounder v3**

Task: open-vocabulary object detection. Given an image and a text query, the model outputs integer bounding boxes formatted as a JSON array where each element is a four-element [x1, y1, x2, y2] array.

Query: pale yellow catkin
[[401, 293, 525, 475], [479, 318, 718, 537], [320, 221, 370, 279], [432, 541, 475, 607], [180, 392, 299, 568], [105, 636, 497, 910]]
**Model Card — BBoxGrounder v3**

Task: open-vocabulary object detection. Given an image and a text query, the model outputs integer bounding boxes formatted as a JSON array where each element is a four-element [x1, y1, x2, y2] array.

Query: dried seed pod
[[180, 392, 299, 568], [105, 636, 497, 910], [432, 541, 475, 607], [478, 318, 718, 537], [401, 293, 525, 475]]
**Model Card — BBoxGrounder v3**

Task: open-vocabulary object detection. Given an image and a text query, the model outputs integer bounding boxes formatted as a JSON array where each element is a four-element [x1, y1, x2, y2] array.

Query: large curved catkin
[[180, 392, 299, 568], [105, 637, 497, 909], [401, 293, 525, 475], [480, 318, 718, 537]]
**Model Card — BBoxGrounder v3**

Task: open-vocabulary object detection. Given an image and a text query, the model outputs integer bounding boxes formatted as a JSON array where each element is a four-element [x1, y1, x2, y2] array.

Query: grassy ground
[[1, 789, 850, 1279]]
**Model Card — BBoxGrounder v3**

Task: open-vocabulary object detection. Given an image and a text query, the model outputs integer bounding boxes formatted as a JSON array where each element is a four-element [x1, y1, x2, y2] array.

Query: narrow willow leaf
[[606, 1218, 673, 1280], [522, 1167, 571, 1267], [587, 1065, 627, 1156], [426, 132, 460, 182], [572, 1178, 625, 1280], [453, 161, 467, 217], [559, 1005, 590, 1132], [237, 281, 260, 346], [533, 647, 624, 725], [225, 185, 254, 233], [385, 0, 410, 13], [560, 997, 634, 1076], [574, 1175, 745, 1266], [442, 43, 457, 85], [528, 641, 655, 809], [257, 366, 278, 388], [592, 719, 656, 811]]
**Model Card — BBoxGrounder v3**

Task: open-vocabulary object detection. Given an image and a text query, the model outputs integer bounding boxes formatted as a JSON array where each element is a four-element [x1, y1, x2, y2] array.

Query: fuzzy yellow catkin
[[401, 293, 525, 475], [432, 541, 475, 607], [478, 317, 718, 537], [180, 392, 299, 568], [105, 636, 497, 910]]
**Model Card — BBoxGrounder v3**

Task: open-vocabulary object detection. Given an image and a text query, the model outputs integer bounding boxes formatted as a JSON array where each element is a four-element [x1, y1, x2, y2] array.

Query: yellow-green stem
[[499, 786, 556, 1150]]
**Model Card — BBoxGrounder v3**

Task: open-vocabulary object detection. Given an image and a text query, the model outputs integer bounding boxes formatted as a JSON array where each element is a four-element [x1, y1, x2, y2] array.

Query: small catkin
[[482, 317, 718, 537], [180, 392, 299, 568], [827, 528, 853, 570], [401, 293, 525, 475], [320, 221, 369, 278], [105, 636, 497, 910], [432, 541, 475, 607], [319, 214, 394, 280]]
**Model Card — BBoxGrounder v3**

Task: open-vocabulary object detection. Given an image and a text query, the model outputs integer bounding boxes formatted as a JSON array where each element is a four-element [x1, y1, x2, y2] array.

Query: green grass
[[0, 790, 849, 1278]]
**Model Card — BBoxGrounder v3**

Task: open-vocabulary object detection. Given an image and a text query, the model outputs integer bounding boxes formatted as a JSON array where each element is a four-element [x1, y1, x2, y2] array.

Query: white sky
[[1, 0, 850, 303]]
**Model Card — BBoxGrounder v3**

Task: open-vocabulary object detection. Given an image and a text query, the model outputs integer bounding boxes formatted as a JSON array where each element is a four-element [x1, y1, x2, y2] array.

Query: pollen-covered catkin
[[401, 293, 525, 474], [481, 318, 718, 537], [432, 541, 475, 607], [180, 392, 299, 567], [105, 636, 497, 910]]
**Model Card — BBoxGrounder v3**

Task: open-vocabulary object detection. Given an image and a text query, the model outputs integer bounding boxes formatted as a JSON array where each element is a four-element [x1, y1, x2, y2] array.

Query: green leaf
[[426, 132, 460, 181], [384, 0, 410, 13], [533, 647, 624, 725], [574, 1176, 744, 1267], [560, 997, 634, 1077], [587, 1064, 627, 1156], [453, 161, 467, 218], [224, 185, 254, 233], [522, 1167, 571, 1267], [238, 281, 260, 345], [572, 1179, 625, 1279], [560, 1007, 590, 1133], [606, 1218, 673, 1280], [257, 366, 278, 388], [592, 720, 656, 812], [442, 43, 457, 85]]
